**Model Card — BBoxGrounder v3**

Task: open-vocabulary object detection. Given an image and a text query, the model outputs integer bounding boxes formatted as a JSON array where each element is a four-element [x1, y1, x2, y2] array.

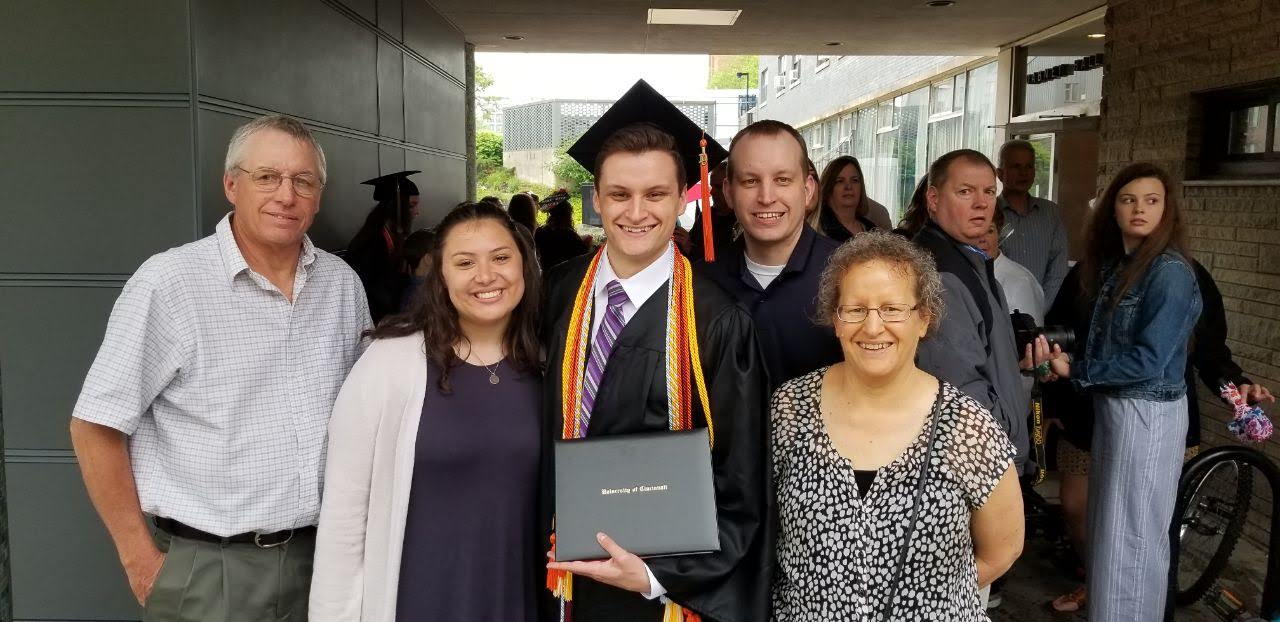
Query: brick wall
[[1101, 0, 1280, 546]]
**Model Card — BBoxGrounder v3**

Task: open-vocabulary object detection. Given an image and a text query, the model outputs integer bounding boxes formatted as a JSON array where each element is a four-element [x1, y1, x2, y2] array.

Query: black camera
[[1010, 310, 1077, 356]]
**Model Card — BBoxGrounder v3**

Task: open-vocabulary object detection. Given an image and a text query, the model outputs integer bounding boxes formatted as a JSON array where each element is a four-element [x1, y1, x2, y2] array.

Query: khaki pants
[[144, 527, 315, 622]]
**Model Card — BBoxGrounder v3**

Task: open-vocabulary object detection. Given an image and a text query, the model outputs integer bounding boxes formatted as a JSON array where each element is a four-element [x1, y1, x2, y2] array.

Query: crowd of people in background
[[67, 102, 1275, 622]]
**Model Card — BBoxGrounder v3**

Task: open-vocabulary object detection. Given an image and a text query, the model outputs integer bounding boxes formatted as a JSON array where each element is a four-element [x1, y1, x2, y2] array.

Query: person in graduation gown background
[[542, 80, 773, 622], [345, 171, 420, 323]]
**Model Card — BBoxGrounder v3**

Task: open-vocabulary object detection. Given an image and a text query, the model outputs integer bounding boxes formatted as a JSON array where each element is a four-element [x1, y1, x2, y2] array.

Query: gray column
[[465, 42, 477, 202], [0, 366, 10, 621]]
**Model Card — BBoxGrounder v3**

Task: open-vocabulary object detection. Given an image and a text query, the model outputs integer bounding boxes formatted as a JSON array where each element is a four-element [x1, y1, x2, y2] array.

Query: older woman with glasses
[[770, 231, 1024, 621]]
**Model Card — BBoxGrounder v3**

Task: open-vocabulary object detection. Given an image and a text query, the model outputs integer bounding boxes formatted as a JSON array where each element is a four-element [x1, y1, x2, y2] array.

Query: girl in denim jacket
[[1045, 162, 1201, 622]]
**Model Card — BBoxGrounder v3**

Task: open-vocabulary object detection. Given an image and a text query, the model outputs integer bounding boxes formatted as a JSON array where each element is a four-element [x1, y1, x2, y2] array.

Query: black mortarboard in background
[[362, 170, 421, 202], [566, 80, 728, 187]]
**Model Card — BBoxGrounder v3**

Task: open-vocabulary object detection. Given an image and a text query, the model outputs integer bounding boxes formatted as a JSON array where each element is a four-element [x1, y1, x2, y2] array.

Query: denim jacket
[[1071, 251, 1202, 401]]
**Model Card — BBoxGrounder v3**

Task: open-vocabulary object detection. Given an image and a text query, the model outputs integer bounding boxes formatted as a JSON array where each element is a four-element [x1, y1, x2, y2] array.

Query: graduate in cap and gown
[[542, 80, 773, 622], [345, 171, 420, 323], [534, 189, 592, 271]]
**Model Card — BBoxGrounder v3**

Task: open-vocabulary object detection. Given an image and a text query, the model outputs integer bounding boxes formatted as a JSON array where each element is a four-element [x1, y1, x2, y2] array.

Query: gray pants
[[1086, 394, 1188, 622], [144, 527, 315, 622]]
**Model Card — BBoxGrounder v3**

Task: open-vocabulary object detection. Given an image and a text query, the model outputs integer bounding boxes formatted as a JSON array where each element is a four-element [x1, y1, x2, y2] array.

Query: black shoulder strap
[[881, 385, 945, 622], [914, 226, 995, 347]]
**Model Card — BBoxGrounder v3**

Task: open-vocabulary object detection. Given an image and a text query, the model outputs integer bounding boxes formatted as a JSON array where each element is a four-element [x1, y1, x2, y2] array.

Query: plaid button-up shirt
[[73, 214, 371, 536]]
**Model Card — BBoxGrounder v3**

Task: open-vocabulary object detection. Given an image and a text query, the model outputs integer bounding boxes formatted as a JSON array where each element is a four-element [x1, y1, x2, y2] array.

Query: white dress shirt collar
[[596, 243, 674, 311], [591, 243, 675, 335]]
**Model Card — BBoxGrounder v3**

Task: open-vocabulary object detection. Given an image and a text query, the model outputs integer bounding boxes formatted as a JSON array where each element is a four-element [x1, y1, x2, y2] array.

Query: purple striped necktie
[[579, 279, 629, 433]]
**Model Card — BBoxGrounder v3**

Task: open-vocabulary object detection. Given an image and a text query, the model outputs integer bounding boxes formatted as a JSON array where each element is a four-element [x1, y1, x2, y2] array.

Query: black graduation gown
[[540, 253, 774, 622], [344, 227, 406, 324]]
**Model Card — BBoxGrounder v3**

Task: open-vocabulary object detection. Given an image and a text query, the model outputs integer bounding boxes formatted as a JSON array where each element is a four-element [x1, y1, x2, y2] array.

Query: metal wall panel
[[0, 0, 189, 93], [377, 0, 403, 39], [403, 0, 465, 83], [0, 106, 195, 275], [0, 286, 120, 451], [192, 0, 379, 133], [378, 39, 407, 140], [339, 0, 376, 23], [8, 462, 140, 620], [406, 150, 466, 226], [404, 59, 466, 154]]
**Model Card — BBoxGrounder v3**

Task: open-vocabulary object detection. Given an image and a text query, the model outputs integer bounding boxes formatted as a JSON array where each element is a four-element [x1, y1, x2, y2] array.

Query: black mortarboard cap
[[362, 170, 421, 202], [567, 80, 728, 188]]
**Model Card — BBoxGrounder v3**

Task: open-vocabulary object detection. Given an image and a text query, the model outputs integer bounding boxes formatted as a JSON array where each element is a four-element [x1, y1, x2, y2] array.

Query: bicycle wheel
[[1175, 459, 1253, 605]]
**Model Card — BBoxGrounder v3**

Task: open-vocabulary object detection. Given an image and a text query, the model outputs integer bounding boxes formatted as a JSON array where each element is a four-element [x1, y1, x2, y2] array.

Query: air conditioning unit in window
[[775, 74, 788, 90]]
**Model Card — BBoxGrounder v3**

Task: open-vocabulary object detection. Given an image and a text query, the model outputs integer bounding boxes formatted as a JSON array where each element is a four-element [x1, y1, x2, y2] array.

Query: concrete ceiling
[[441, 0, 1107, 56]]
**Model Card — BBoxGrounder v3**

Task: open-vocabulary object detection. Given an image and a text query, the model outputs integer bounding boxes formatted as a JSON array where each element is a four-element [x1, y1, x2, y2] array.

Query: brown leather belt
[[154, 517, 314, 549]]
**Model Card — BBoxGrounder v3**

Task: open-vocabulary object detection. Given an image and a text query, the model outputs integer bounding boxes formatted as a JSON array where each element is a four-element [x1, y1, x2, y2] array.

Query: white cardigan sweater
[[310, 333, 429, 621]]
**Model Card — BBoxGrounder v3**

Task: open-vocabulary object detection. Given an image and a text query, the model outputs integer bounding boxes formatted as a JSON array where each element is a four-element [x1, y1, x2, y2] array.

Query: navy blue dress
[[396, 360, 542, 622]]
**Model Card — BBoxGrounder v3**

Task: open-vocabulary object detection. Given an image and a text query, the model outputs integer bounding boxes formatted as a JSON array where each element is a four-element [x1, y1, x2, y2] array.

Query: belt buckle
[[254, 529, 294, 549]]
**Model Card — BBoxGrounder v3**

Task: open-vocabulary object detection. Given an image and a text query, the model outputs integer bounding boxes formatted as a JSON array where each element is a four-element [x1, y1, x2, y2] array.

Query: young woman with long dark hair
[[311, 202, 544, 621], [1045, 162, 1202, 621]]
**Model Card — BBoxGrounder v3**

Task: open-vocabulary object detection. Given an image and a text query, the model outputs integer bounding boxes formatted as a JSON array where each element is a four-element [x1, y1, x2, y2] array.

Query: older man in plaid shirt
[[70, 114, 371, 621]]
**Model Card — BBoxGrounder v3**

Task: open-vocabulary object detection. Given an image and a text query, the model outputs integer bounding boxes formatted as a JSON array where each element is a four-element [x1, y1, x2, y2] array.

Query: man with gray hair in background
[[70, 114, 371, 621], [996, 139, 1070, 304]]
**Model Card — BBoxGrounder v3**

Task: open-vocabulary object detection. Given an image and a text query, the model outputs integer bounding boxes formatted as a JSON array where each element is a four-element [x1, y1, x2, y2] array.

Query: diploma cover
[[554, 428, 719, 562]]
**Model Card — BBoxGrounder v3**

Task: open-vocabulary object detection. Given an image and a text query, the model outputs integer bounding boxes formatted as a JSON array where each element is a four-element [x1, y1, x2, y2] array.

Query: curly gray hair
[[815, 230, 944, 333]]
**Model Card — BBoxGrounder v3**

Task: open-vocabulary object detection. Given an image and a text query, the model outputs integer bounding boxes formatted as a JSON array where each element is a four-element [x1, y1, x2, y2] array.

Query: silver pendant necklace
[[472, 353, 501, 385], [461, 343, 501, 385]]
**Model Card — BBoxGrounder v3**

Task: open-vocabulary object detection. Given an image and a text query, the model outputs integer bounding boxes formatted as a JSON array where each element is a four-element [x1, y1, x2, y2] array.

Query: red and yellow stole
[[548, 242, 714, 622]]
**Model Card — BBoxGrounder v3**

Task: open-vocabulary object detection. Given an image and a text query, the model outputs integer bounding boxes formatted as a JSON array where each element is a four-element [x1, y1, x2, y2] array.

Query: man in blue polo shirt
[[697, 120, 843, 389]]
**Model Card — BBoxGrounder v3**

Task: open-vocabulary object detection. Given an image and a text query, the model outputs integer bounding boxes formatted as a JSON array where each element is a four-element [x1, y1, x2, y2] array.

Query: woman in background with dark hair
[[1044, 162, 1202, 621], [507, 192, 538, 235], [814, 156, 879, 241], [894, 175, 930, 238], [533, 189, 590, 271], [398, 228, 436, 311], [311, 202, 544, 622]]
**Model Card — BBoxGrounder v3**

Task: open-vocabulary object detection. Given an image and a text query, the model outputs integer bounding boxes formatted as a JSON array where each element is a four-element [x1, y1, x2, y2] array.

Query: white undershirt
[[744, 255, 785, 289]]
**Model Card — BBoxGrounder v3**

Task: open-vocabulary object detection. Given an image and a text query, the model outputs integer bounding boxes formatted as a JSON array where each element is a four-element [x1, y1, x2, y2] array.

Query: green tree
[[707, 56, 759, 90], [476, 130, 503, 170], [552, 146, 593, 190], [475, 65, 501, 127]]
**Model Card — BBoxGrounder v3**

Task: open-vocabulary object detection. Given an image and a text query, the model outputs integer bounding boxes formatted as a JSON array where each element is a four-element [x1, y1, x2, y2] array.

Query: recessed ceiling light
[[825, 41, 842, 46], [647, 8, 742, 26], [503, 35, 524, 40], [1087, 33, 1105, 38], [926, 0, 955, 6]]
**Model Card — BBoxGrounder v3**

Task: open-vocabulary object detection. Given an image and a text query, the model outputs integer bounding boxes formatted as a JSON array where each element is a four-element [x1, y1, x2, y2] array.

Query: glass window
[[839, 113, 854, 156], [928, 116, 964, 164], [877, 100, 896, 130], [1026, 134, 1054, 200], [894, 87, 930, 221], [931, 79, 954, 115], [964, 62, 998, 160], [1228, 105, 1269, 155], [816, 55, 837, 72], [1023, 55, 1103, 116], [776, 57, 786, 95], [791, 57, 802, 85], [854, 106, 877, 161]]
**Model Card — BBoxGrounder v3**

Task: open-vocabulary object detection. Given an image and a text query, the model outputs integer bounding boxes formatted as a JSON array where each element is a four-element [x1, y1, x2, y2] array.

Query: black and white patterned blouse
[[771, 370, 1017, 621]]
